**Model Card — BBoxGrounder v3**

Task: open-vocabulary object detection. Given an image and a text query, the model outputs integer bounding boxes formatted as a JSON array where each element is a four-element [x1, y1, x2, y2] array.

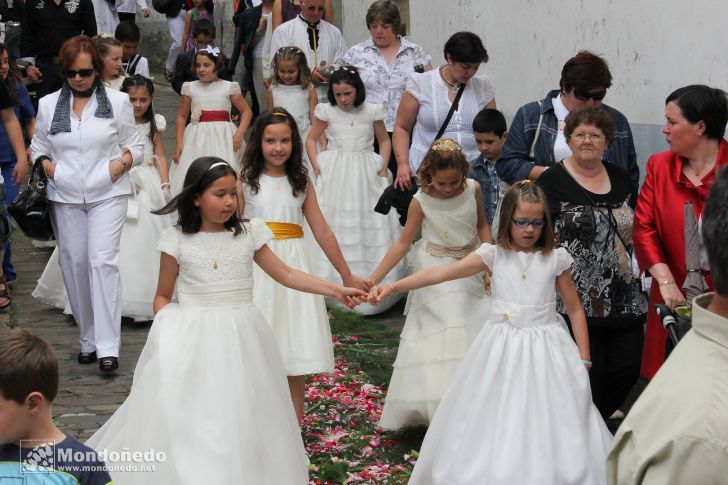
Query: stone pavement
[[0, 72, 406, 441]]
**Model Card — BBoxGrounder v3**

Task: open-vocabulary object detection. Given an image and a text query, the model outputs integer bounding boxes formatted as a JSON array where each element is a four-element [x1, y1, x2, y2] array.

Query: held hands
[[334, 285, 369, 309], [342, 274, 371, 306], [367, 284, 396, 306], [141, 7, 150, 16]]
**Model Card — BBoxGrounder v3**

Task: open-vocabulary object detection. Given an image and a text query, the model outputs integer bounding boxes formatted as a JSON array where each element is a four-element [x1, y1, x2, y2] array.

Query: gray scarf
[[50, 78, 114, 135]]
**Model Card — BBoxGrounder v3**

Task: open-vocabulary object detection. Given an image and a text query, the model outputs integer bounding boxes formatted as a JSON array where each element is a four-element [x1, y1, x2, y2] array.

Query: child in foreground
[[371, 181, 611, 485], [0, 329, 112, 484], [86, 157, 365, 484]]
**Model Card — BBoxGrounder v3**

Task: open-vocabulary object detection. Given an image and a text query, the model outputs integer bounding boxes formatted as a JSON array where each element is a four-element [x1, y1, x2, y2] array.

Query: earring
[[194, 201, 200, 207]]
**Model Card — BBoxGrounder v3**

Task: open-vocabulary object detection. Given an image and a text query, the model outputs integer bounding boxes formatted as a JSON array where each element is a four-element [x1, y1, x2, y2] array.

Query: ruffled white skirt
[[86, 287, 309, 484], [311, 149, 406, 315], [409, 300, 611, 485], [378, 241, 490, 430]]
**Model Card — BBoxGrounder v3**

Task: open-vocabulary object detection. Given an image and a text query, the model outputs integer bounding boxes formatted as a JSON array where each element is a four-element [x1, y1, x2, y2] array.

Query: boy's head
[[0, 329, 59, 445], [472, 108, 508, 162], [115, 21, 141, 61], [192, 19, 216, 47]]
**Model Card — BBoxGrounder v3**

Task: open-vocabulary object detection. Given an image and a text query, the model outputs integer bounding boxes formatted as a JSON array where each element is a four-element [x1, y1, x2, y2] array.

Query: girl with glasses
[[369, 181, 611, 484]]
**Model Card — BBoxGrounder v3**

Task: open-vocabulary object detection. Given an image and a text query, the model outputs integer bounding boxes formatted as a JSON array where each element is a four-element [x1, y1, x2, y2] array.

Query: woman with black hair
[[392, 31, 496, 192]]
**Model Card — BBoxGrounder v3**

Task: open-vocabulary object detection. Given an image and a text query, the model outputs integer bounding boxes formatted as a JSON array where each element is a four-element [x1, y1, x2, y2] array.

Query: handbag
[[375, 83, 466, 226], [9, 157, 54, 240]]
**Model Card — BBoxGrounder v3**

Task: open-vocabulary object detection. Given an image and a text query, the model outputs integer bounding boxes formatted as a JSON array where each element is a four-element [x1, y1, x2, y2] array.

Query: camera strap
[[557, 161, 632, 256]]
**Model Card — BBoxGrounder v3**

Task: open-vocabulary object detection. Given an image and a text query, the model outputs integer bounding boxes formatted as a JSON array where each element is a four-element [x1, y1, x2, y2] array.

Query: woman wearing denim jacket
[[497, 51, 639, 195]]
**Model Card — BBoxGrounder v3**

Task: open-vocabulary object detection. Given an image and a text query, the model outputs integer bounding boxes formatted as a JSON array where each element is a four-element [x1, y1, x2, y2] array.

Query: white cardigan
[[31, 87, 143, 204]]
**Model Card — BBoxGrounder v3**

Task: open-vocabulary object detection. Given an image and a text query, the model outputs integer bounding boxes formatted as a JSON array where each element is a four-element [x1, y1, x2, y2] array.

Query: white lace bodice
[[158, 219, 272, 289]]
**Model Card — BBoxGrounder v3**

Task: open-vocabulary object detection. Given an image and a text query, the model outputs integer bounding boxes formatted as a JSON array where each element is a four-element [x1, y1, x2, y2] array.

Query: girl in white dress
[[305, 66, 406, 315], [370, 181, 612, 485], [118, 75, 173, 320], [94, 36, 126, 91], [369, 139, 492, 430], [266, 46, 318, 177], [241, 108, 368, 422], [86, 157, 366, 484], [171, 45, 253, 193]]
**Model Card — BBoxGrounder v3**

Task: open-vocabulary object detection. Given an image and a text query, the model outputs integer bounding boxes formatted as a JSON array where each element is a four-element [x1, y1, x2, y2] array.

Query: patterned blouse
[[340, 37, 431, 131], [537, 161, 648, 327]]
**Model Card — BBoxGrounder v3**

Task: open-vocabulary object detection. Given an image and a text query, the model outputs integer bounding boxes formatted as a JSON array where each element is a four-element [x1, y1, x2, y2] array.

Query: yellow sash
[[266, 221, 304, 239]]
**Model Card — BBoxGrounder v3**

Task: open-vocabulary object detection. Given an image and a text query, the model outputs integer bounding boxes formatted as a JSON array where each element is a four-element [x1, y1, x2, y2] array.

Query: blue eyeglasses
[[512, 218, 545, 229]]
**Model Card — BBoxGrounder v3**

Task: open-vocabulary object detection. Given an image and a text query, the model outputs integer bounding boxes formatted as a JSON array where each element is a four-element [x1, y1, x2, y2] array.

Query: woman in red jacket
[[633, 84, 728, 379]]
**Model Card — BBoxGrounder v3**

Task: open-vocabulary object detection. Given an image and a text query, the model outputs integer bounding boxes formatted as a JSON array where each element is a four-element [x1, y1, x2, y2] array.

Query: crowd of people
[[0, 0, 727, 483]]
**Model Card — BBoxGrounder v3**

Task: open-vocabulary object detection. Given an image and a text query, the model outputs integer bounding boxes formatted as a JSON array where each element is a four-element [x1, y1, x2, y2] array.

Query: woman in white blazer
[[31, 35, 143, 372]]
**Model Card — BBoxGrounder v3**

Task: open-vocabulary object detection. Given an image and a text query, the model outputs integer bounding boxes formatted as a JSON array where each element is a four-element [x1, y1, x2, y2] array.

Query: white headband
[[208, 162, 230, 171]]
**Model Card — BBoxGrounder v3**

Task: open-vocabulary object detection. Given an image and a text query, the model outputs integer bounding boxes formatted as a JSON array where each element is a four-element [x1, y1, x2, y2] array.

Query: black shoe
[[77, 351, 97, 364], [99, 357, 118, 372]]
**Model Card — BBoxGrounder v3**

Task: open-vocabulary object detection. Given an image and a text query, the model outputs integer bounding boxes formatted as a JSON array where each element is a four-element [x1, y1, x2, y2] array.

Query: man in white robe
[[268, 0, 346, 102]]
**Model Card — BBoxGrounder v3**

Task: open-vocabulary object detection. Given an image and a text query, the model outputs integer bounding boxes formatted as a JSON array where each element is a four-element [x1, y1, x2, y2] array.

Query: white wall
[[342, 0, 728, 172]]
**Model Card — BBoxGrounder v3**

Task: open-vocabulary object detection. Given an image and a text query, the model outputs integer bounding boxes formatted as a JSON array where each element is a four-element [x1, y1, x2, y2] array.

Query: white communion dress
[[310, 101, 406, 315], [32, 115, 172, 321], [117, 114, 173, 320], [170, 79, 243, 193], [409, 244, 612, 485], [379, 179, 490, 430], [86, 220, 309, 484], [271, 84, 314, 176], [243, 175, 334, 376]]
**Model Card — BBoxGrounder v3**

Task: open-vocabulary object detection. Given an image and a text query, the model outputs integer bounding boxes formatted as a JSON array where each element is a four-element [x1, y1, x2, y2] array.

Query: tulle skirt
[[310, 149, 406, 315], [409, 301, 611, 485], [86, 292, 309, 484], [378, 242, 490, 430]]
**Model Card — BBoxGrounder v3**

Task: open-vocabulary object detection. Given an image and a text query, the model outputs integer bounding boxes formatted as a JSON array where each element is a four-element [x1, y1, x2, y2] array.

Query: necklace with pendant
[[516, 252, 535, 279], [210, 235, 225, 270], [439, 198, 449, 240]]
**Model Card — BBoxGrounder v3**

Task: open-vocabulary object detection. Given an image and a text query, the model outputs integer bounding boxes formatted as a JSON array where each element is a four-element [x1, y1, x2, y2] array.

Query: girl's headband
[[198, 45, 220, 57], [208, 161, 230, 171]]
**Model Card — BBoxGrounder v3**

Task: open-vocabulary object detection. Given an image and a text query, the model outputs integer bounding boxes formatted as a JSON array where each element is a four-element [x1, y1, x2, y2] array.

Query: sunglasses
[[512, 218, 545, 229], [573, 88, 607, 101], [63, 68, 95, 78]]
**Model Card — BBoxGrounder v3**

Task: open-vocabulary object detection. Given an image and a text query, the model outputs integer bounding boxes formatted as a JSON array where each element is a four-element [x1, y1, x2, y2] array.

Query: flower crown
[[430, 138, 462, 152]]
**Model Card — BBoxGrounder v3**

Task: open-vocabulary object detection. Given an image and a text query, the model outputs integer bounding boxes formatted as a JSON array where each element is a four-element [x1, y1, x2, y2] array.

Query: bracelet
[[581, 359, 592, 368], [161, 182, 171, 189], [659, 280, 675, 287]]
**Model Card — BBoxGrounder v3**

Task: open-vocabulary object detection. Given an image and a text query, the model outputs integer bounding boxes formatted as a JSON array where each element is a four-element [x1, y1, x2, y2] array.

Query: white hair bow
[[199, 45, 220, 57]]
